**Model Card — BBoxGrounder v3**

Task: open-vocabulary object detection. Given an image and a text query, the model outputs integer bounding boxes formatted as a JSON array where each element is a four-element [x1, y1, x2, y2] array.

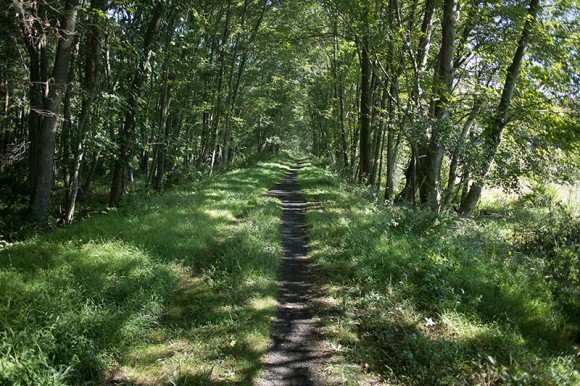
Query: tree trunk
[[358, 39, 372, 183], [64, 0, 108, 224], [223, 0, 267, 166], [209, 0, 233, 175], [370, 89, 386, 186], [384, 80, 399, 201], [153, 69, 172, 191], [397, 0, 435, 204], [19, 2, 49, 208], [458, 0, 540, 216], [442, 98, 481, 207], [29, 0, 79, 225], [420, 0, 457, 212], [109, 4, 164, 207]]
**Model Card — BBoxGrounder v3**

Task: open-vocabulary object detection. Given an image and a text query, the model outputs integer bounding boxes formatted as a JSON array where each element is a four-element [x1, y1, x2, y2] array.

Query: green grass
[[299, 161, 579, 385], [0, 153, 295, 385]]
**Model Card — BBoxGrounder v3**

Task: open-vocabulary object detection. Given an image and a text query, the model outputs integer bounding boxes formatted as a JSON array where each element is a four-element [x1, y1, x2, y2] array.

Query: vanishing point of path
[[257, 162, 328, 386]]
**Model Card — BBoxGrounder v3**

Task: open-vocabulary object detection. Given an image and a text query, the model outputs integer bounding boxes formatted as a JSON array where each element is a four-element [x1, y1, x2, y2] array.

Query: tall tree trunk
[[420, 0, 457, 212], [384, 80, 399, 201], [397, 0, 435, 204], [109, 4, 164, 207], [210, 0, 233, 175], [152, 10, 178, 190], [442, 98, 481, 208], [415, 0, 436, 101], [223, 0, 267, 166], [16, 0, 49, 208], [358, 39, 372, 183], [332, 13, 349, 170], [29, 0, 79, 225], [153, 69, 172, 191], [370, 89, 386, 186], [458, 0, 541, 216], [64, 0, 108, 224]]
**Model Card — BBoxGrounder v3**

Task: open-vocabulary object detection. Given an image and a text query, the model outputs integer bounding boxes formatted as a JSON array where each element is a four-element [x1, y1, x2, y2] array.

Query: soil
[[257, 162, 329, 385]]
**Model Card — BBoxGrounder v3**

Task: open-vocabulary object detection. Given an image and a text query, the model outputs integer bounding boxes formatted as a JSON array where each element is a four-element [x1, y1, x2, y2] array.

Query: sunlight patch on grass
[[0, 154, 295, 384], [299, 161, 579, 385], [248, 296, 277, 311], [202, 208, 235, 221]]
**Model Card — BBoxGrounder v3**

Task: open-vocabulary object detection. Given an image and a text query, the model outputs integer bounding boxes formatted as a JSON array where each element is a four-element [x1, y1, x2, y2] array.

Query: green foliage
[[511, 184, 580, 328], [0, 155, 294, 384], [300, 162, 579, 385]]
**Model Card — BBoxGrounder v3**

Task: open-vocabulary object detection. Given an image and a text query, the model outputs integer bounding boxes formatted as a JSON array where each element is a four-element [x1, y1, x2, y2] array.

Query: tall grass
[[299, 161, 579, 385], [0, 154, 295, 384]]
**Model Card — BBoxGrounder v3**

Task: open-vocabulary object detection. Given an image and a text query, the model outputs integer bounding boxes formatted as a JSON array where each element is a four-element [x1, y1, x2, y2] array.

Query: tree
[[109, 3, 164, 207], [458, 0, 541, 216], [15, 0, 80, 225]]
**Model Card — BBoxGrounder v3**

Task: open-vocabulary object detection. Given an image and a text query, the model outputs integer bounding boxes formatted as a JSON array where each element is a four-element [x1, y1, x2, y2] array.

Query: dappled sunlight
[[202, 208, 236, 221], [298, 162, 579, 384], [0, 155, 293, 384], [249, 295, 277, 311]]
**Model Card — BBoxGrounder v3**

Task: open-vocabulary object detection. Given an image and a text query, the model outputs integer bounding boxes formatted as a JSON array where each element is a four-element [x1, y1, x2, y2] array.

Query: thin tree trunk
[[397, 0, 435, 204], [442, 98, 481, 208], [223, 0, 267, 166], [459, 0, 541, 216], [359, 39, 372, 183], [209, 0, 233, 175], [63, 0, 108, 224], [384, 80, 399, 201], [153, 69, 172, 191], [29, 0, 79, 225], [152, 10, 178, 190], [109, 4, 164, 206], [420, 0, 457, 212], [370, 89, 386, 186]]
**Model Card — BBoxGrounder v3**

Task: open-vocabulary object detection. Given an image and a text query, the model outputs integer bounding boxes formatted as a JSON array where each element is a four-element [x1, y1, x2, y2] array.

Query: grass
[[299, 160, 579, 385], [0, 153, 295, 385], [2, 154, 577, 384]]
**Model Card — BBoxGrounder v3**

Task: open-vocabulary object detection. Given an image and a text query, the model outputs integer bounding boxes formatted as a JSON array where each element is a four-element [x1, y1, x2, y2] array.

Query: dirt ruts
[[257, 162, 328, 386]]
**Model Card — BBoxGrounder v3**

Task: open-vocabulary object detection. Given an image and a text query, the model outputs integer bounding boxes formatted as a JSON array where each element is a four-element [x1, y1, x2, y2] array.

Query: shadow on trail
[[258, 163, 329, 386]]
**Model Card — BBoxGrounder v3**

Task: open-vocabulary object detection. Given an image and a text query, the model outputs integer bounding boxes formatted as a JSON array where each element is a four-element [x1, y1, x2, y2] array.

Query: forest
[[1, 0, 579, 384]]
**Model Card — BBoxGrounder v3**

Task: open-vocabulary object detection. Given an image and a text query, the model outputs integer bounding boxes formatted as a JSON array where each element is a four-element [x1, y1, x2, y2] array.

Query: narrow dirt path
[[257, 162, 328, 386]]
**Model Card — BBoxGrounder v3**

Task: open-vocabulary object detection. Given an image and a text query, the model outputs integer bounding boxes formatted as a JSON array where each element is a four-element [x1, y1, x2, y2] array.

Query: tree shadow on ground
[[299, 163, 578, 384], [0, 157, 293, 385]]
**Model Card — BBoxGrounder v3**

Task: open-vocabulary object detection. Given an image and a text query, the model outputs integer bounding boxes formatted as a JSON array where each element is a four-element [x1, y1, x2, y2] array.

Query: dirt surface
[[257, 162, 329, 386]]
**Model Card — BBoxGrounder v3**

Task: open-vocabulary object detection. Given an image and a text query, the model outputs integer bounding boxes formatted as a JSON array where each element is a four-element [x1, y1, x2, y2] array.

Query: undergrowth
[[0, 153, 295, 385], [300, 161, 579, 385]]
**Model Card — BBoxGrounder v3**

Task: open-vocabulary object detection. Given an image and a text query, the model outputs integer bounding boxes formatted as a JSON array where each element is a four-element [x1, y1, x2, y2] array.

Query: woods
[[2, 0, 288, 230], [1, 0, 578, 231], [0, 1, 579, 383], [318, 0, 578, 213]]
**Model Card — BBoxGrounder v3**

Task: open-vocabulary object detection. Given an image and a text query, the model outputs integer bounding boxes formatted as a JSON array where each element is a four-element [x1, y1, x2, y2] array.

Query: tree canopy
[[1, 0, 578, 228]]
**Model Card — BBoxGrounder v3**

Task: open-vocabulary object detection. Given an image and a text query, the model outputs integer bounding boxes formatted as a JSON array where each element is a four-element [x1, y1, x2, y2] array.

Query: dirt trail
[[257, 162, 328, 385]]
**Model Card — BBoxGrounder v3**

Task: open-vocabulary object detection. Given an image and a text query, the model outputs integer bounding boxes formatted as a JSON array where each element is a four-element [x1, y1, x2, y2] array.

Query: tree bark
[[63, 0, 108, 224], [420, 0, 457, 212], [397, 0, 435, 204], [28, 0, 79, 225], [109, 4, 164, 207], [442, 98, 481, 207], [209, 0, 233, 175], [358, 39, 372, 183], [458, 0, 541, 216], [384, 80, 399, 201], [153, 69, 173, 191]]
